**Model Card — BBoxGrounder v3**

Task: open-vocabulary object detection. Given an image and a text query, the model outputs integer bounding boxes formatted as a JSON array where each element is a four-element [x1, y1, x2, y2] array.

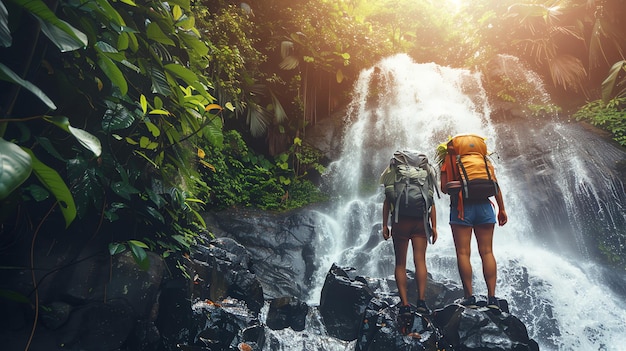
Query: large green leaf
[[22, 148, 76, 227], [164, 63, 198, 87], [102, 103, 135, 132], [95, 41, 139, 73], [97, 54, 128, 95], [146, 22, 175, 46], [179, 32, 208, 56], [149, 66, 172, 95], [36, 15, 86, 52], [0, 138, 32, 200], [0, 63, 56, 110], [13, 0, 87, 50], [203, 115, 224, 147], [44, 116, 102, 156]]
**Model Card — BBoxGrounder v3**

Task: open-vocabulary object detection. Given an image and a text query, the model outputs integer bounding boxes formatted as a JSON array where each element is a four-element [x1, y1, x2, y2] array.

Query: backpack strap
[[393, 165, 406, 223], [483, 155, 499, 196], [456, 155, 470, 198]]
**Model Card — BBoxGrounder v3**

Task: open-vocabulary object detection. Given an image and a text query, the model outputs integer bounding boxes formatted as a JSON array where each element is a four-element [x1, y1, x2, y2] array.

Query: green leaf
[[24, 184, 49, 201], [93, 0, 126, 27], [179, 32, 208, 56], [102, 103, 135, 132], [140, 95, 148, 114], [68, 126, 102, 157], [95, 41, 139, 72], [149, 66, 172, 96], [67, 159, 102, 219], [146, 22, 175, 46], [172, 5, 183, 21], [166, 0, 190, 12], [14, 0, 88, 50], [0, 138, 32, 200], [97, 55, 128, 95], [128, 239, 149, 248], [144, 206, 165, 223], [0, 63, 56, 109], [22, 148, 76, 227], [164, 63, 198, 87], [36, 15, 87, 52], [44, 116, 102, 156], [108, 242, 126, 255], [0, 289, 30, 304], [129, 241, 149, 270], [111, 180, 139, 200], [203, 115, 224, 147], [145, 121, 160, 137], [172, 234, 190, 248]]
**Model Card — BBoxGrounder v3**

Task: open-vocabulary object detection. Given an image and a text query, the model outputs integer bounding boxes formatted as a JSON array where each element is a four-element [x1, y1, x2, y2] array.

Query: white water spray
[[313, 54, 626, 350]]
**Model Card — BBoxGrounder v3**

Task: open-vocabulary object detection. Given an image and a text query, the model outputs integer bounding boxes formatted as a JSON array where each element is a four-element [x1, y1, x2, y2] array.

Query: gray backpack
[[380, 150, 438, 242]]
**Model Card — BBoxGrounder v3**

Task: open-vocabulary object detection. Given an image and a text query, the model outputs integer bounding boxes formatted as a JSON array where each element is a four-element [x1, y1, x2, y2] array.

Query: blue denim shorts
[[449, 200, 496, 226]]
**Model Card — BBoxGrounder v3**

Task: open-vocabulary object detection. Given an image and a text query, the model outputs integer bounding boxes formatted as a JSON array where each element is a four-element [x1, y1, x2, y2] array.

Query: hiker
[[380, 150, 438, 328], [381, 197, 437, 314], [438, 134, 508, 310]]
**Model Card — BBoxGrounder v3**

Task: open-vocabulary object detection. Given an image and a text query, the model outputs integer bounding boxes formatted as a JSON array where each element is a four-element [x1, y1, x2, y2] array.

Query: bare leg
[[411, 235, 428, 300], [451, 224, 474, 298], [393, 235, 410, 306], [474, 223, 497, 296]]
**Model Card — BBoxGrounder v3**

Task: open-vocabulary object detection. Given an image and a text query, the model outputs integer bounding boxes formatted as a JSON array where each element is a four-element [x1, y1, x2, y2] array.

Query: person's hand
[[498, 209, 508, 226], [382, 226, 391, 240], [431, 227, 438, 244]]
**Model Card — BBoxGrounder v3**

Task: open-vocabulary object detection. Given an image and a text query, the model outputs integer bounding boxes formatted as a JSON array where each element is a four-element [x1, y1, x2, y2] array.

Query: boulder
[[266, 296, 309, 331]]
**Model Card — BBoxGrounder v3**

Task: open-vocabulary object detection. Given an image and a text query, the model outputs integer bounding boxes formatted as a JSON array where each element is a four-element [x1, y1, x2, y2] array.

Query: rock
[[189, 237, 264, 313], [190, 298, 262, 350], [204, 207, 321, 300], [266, 296, 309, 331], [319, 264, 376, 341]]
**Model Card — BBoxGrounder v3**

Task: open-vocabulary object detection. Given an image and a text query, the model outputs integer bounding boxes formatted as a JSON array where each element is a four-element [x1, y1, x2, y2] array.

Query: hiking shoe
[[415, 300, 431, 315], [487, 296, 501, 311], [459, 295, 477, 308], [398, 305, 413, 335]]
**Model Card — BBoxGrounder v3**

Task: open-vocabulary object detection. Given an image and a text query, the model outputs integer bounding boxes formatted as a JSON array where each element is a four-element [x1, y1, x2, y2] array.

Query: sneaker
[[487, 296, 501, 311], [459, 295, 477, 308], [415, 300, 431, 315]]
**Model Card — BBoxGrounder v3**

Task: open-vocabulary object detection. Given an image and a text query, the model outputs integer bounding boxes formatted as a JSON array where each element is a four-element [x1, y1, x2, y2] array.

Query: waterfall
[[312, 54, 626, 350]]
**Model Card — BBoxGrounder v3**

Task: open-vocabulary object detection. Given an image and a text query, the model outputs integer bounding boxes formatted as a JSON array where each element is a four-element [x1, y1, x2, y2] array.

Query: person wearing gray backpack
[[380, 150, 439, 334]]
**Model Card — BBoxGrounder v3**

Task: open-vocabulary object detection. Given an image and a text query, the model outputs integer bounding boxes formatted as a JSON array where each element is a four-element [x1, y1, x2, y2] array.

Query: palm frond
[[548, 54, 586, 91]]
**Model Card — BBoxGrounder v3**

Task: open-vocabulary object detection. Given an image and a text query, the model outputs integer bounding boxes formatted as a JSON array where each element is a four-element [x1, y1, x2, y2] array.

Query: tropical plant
[[574, 61, 626, 146], [0, 0, 221, 262]]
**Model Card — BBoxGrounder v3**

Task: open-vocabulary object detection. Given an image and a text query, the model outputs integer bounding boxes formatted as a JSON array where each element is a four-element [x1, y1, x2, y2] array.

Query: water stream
[[309, 54, 626, 350]]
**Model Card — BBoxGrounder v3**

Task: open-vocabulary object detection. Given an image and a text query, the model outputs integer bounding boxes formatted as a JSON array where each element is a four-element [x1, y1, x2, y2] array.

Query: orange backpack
[[440, 134, 499, 200]]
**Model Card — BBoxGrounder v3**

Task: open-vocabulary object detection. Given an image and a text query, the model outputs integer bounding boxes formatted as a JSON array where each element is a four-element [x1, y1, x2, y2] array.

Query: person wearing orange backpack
[[438, 134, 508, 311]]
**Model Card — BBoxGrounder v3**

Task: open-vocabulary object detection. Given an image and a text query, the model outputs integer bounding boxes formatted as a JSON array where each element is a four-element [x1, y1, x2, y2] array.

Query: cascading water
[[310, 54, 626, 350]]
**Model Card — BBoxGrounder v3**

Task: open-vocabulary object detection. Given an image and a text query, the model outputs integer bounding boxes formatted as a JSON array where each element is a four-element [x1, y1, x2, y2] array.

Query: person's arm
[[495, 189, 508, 226], [382, 198, 391, 240]]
